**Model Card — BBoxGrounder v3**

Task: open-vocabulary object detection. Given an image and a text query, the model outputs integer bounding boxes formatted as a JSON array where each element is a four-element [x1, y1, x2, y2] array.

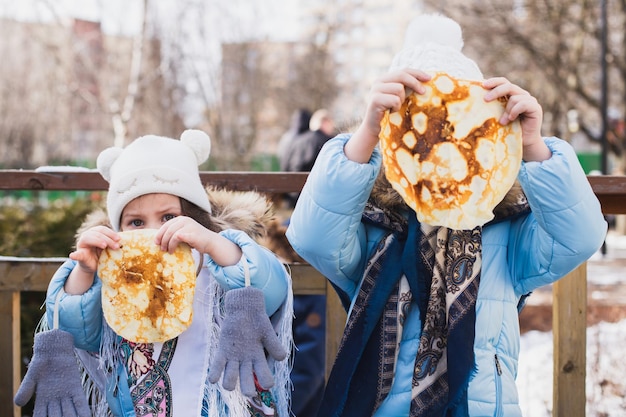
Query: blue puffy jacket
[[286, 135, 606, 417]]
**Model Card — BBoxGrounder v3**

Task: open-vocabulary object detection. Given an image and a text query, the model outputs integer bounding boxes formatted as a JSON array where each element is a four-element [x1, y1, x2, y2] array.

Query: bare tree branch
[[112, 0, 148, 147]]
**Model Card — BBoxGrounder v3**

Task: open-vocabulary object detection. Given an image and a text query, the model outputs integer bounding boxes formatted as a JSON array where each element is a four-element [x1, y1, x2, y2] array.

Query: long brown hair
[[180, 198, 216, 232]]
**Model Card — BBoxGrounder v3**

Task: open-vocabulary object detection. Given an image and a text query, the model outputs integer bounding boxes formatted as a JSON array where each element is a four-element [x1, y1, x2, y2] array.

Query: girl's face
[[120, 193, 182, 231]]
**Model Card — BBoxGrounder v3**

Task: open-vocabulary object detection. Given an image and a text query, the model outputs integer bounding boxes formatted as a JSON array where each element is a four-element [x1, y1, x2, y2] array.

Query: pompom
[[390, 13, 482, 80], [403, 13, 464, 51], [180, 129, 211, 165], [97, 147, 123, 182]]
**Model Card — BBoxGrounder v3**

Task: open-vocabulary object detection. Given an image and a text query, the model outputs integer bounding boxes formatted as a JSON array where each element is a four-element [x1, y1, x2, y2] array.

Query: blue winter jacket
[[286, 135, 607, 417]]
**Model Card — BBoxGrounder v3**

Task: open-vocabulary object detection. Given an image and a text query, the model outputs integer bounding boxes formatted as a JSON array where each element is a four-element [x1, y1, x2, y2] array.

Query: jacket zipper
[[494, 353, 503, 417]]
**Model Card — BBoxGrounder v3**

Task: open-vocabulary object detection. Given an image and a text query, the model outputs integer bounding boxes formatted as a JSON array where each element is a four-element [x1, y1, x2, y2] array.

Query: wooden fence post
[[553, 262, 587, 417], [324, 281, 347, 380], [0, 291, 21, 417]]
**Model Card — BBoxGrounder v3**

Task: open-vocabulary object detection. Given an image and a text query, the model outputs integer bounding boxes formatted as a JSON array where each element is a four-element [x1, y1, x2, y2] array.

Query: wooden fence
[[0, 170, 624, 417]]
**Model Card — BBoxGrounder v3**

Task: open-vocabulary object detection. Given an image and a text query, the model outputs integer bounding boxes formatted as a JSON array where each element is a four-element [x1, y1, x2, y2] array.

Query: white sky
[[0, 0, 300, 40]]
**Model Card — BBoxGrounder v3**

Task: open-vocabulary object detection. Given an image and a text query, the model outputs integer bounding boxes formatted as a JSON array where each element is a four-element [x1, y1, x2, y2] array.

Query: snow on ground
[[518, 320, 626, 416], [517, 230, 626, 416]]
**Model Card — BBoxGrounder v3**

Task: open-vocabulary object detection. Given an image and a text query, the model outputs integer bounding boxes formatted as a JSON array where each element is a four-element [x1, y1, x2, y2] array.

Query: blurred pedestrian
[[281, 109, 336, 208], [281, 108, 335, 173], [277, 108, 312, 165]]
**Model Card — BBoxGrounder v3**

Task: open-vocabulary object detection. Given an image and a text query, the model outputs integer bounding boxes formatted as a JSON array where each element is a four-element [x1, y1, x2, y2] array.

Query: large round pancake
[[97, 229, 196, 343], [379, 72, 523, 230]]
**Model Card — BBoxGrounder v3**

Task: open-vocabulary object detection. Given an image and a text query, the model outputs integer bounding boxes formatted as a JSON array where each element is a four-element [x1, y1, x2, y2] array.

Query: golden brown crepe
[[97, 229, 196, 343], [379, 72, 523, 230]]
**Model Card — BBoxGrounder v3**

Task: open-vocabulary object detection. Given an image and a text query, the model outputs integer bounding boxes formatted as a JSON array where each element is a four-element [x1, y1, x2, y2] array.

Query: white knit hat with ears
[[97, 129, 213, 231], [389, 13, 483, 80]]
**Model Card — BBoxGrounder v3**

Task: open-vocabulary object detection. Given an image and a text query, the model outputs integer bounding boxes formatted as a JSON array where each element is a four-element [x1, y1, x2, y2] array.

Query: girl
[[286, 14, 606, 417], [45, 130, 292, 417]]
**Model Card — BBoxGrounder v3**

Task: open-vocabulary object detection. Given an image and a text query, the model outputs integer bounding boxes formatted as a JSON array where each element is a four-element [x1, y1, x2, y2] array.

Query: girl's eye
[[130, 219, 144, 227], [163, 213, 177, 222]]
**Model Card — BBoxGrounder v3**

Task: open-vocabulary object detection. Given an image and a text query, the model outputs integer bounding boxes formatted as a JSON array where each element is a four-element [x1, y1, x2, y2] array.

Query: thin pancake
[[97, 229, 196, 343], [379, 72, 523, 230]]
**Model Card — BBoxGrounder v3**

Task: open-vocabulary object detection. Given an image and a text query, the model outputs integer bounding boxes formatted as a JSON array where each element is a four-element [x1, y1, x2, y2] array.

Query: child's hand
[[483, 77, 551, 162], [156, 216, 210, 253], [69, 226, 120, 274], [346, 69, 431, 163], [156, 216, 243, 266], [363, 69, 431, 138]]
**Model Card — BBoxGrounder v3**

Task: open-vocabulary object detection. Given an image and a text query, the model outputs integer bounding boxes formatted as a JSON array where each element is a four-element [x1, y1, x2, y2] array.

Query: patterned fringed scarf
[[56, 273, 294, 417], [318, 193, 529, 417]]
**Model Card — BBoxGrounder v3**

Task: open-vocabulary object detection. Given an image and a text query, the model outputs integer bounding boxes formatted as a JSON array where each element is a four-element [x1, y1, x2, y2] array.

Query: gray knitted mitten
[[208, 286, 288, 396], [14, 328, 91, 417]]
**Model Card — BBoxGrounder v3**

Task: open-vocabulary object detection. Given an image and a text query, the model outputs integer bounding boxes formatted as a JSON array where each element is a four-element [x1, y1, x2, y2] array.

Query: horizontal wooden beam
[[0, 171, 624, 213], [587, 175, 626, 214], [0, 257, 68, 292], [0, 256, 325, 294], [0, 170, 309, 194]]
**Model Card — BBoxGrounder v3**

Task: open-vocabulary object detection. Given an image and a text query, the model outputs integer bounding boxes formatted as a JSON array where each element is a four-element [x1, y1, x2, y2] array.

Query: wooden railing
[[0, 170, 625, 417]]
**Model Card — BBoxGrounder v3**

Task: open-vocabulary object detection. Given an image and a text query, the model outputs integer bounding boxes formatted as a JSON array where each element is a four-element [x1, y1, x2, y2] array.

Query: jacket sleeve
[[208, 229, 290, 316], [509, 137, 607, 295], [46, 260, 103, 352], [286, 135, 382, 300]]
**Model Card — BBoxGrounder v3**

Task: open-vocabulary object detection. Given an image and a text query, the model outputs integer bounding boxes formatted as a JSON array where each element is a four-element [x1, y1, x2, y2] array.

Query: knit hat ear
[[97, 130, 213, 231], [390, 13, 483, 80], [97, 147, 124, 182], [180, 129, 211, 165]]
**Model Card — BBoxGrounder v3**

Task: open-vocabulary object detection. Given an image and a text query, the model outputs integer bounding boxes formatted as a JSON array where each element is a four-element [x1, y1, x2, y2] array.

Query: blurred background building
[[0, 0, 624, 174]]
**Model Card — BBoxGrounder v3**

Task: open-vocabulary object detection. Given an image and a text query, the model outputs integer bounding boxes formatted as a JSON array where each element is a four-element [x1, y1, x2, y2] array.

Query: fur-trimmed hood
[[75, 186, 275, 241]]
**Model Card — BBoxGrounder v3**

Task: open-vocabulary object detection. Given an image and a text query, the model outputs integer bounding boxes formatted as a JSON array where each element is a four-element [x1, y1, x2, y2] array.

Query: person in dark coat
[[280, 109, 335, 209], [281, 109, 335, 173], [277, 109, 312, 166]]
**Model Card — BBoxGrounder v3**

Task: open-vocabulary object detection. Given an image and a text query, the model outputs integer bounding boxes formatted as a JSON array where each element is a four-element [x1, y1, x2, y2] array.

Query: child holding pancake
[[286, 14, 606, 417], [44, 130, 293, 417]]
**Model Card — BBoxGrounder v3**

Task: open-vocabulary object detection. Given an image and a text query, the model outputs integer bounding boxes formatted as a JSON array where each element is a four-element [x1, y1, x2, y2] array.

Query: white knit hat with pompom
[[97, 129, 213, 231], [390, 13, 483, 80]]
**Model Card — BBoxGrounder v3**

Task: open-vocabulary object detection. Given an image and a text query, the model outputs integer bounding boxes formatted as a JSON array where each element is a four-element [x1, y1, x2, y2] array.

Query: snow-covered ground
[[517, 230, 626, 416]]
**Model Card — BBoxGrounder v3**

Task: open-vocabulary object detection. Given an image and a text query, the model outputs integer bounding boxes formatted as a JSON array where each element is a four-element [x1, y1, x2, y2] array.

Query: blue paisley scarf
[[318, 195, 528, 417]]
